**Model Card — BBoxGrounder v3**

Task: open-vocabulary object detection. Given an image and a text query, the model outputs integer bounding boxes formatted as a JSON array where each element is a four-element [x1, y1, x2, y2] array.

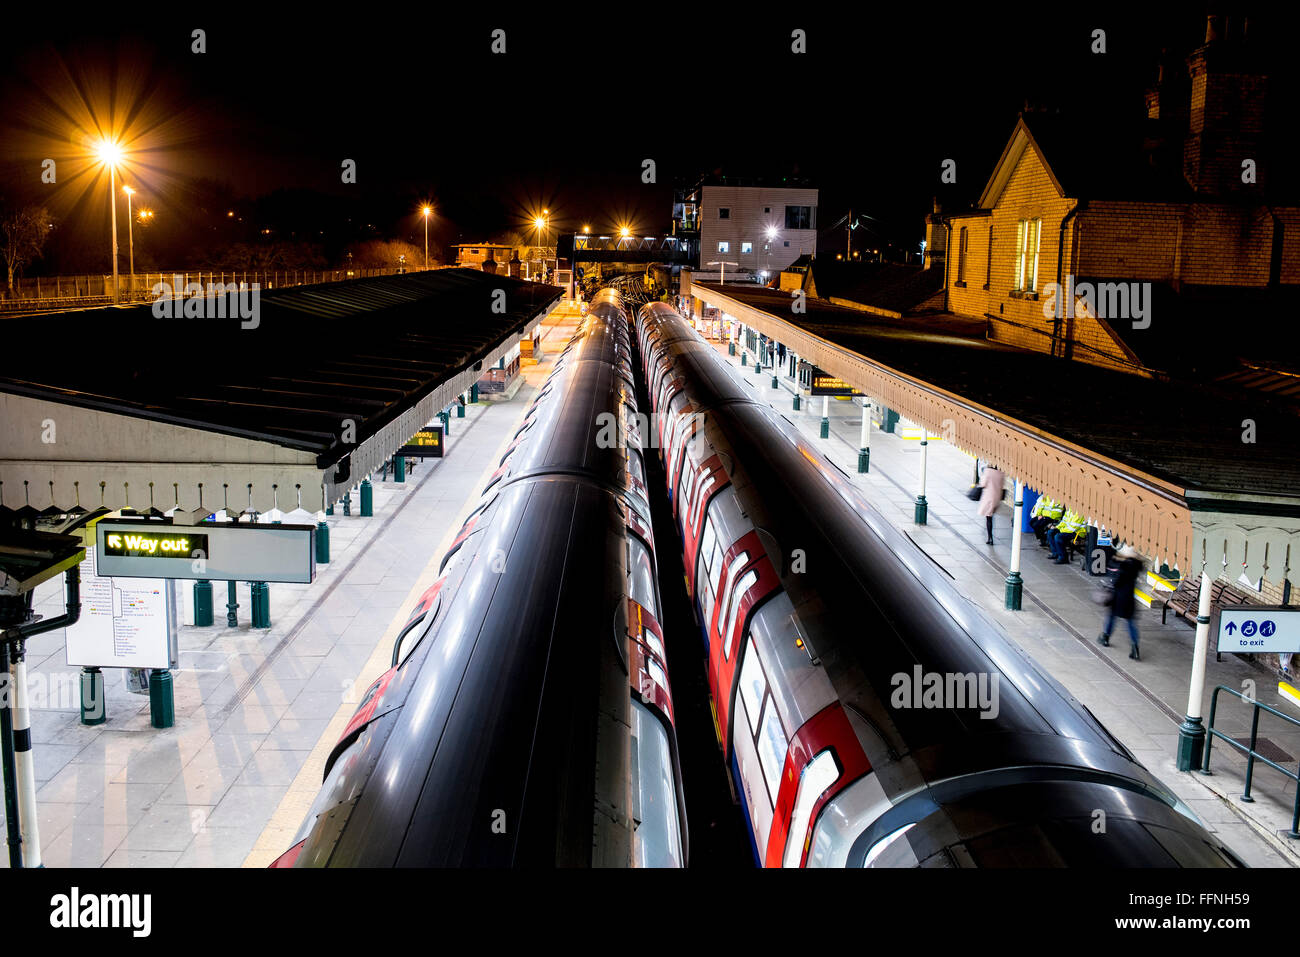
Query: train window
[[705, 539, 729, 628], [757, 695, 788, 806], [641, 625, 665, 662], [691, 475, 716, 531], [738, 636, 766, 737], [629, 699, 685, 868], [698, 520, 717, 583], [627, 448, 646, 488], [721, 565, 755, 660], [783, 750, 841, 868], [627, 536, 659, 618]]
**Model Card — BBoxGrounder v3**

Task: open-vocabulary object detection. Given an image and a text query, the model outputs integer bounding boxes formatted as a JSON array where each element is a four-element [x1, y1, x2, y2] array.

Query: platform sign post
[[914, 435, 929, 525], [858, 399, 871, 473], [1178, 570, 1215, 772], [1005, 479, 1025, 610]]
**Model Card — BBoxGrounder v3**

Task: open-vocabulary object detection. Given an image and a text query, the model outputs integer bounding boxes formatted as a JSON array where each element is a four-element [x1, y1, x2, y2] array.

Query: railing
[[1203, 684, 1300, 838], [0, 266, 444, 310]]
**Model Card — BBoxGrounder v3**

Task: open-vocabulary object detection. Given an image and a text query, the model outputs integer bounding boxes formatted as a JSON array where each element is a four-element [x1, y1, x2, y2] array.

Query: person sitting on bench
[[1048, 509, 1084, 564], [1030, 495, 1062, 545]]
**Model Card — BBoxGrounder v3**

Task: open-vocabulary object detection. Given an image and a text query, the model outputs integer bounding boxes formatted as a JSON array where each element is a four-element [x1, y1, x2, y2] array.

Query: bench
[[1160, 576, 1259, 661]]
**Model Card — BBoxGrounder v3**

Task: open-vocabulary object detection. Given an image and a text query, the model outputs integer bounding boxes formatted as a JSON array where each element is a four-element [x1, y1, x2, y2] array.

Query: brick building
[[929, 16, 1300, 378]]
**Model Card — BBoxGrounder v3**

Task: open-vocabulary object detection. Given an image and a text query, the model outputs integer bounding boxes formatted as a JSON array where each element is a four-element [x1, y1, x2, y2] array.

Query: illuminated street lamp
[[421, 206, 432, 268], [95, 139, 123, 302], [123, 186, 136, 297]]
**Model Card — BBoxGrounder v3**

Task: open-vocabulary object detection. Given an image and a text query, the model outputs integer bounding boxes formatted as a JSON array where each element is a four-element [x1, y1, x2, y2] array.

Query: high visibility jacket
[[1057, 509, 1085, 535], [1042, 499, 1065, 520], [1031, 496, 1056, 518]]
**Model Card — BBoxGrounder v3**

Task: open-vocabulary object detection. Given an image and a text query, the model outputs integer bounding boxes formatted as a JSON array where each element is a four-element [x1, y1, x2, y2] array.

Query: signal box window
[[719, 208, 730, 219], [785, 206, 813, 230], [718, 241, 730, 253], [742, 242, 753, 254]]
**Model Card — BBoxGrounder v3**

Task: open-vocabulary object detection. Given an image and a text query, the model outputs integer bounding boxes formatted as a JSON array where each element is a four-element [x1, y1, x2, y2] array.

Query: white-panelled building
[[674, 178, 818, 281]]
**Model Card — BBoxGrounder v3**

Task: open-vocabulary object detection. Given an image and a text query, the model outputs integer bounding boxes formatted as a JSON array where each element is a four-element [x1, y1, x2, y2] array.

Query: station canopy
[[0, 269, 561, 517], [691, 282, 1300, 584]]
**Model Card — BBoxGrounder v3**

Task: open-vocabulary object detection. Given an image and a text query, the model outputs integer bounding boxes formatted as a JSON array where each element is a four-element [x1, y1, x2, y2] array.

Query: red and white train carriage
[[636, 300, 1242, 869]]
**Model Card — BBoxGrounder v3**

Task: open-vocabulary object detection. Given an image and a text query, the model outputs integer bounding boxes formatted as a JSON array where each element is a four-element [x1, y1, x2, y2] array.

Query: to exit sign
[[1216, 605, 1300, 654]]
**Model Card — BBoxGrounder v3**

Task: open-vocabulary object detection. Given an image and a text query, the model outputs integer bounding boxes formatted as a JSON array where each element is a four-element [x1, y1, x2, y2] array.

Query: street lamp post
[[123, 186, 135, 298], [422, 206, 431, 269], [96, 141, 122, 303]]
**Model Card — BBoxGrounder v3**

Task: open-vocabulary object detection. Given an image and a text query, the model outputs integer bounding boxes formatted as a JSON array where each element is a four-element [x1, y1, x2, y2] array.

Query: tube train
[[634, 300, 1243, 868], [273, 289, 687, 867]]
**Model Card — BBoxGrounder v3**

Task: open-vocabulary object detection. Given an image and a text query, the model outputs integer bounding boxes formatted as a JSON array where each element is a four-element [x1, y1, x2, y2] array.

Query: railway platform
[[714, 335, 1299, 868], [0, 302, 582, 868]]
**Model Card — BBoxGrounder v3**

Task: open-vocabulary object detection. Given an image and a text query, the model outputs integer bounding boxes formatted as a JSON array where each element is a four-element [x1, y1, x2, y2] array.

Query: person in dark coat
[[1098, 545, 1144, 660]]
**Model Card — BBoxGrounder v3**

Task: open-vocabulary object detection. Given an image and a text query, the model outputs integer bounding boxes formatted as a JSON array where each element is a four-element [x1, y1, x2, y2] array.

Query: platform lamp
[[95, 139, 123, 303], [422, 206, 432, 268], [122, 186, 136, 297]]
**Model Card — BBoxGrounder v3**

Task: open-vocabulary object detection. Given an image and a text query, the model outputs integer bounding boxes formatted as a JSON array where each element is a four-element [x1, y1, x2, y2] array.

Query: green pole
[[149, 669, 174, 728], [360, 478, 373, 517], [226, 581, 238, 627], [315, 520, 330, 564], [251, 582, 270, 628], [395, 455, 406, 483], [193, 580, 213, 626]]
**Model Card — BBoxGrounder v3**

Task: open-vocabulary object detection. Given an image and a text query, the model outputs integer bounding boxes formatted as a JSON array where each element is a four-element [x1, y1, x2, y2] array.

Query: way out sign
[[1216, 606, 1300, 654], [96, 520, 316, 583]]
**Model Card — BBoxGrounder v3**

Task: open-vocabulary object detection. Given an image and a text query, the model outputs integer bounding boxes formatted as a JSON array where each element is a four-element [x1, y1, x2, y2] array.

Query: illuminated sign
[[809, 367, 862, 396], [103, 530, 209, 559], [96, 520, 315, 583], [398, 425, 444, 458]]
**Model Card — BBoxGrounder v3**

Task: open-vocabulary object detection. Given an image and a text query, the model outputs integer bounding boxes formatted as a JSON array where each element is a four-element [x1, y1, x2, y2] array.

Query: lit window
[[742, 242, 753, 254], [757, 697, 788, 805], [1015, 218, 1042, 292], [723, 569, 758, 660], [718, 241, 730, 253], [783, 750, 841, 867], [738, 638, 765, 736], [627, 536, 658, 618]]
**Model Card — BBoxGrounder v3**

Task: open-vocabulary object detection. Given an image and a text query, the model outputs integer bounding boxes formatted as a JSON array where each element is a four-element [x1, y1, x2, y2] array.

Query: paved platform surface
[[0, 304, 579, 868], [722, 336, 1298, 867]]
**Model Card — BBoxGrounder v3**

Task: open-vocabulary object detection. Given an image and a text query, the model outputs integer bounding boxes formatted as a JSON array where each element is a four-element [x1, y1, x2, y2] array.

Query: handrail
[[1203, 684, 1300, 838]]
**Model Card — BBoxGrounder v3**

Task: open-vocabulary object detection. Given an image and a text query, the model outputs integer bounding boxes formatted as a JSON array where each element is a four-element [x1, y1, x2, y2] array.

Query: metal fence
[[1203, 683, 1300, 838], [0, 265, 446, 310]]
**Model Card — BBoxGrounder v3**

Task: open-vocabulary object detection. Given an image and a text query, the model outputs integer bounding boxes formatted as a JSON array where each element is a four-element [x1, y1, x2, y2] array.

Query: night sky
[[0, 4, 1288, 273]]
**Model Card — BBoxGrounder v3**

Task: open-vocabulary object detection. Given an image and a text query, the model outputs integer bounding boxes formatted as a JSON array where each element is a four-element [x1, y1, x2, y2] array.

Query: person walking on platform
[[977, 463, 1005, 545], [1099, 545, 1144, 660]]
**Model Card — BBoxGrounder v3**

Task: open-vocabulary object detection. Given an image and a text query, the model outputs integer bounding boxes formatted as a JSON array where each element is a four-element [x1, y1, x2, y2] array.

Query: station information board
[[65, 549, 178, 670], [95, 519, 316, 583], [398, 425, 444, 459], [809, 367, 863, 397], [1215, 605, 1300, 654]]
